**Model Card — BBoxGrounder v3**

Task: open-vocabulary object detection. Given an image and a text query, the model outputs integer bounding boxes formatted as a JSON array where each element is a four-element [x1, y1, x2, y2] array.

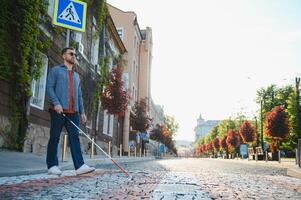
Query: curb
[[0, 157, 156, 178], [287, 167, 301, 179]]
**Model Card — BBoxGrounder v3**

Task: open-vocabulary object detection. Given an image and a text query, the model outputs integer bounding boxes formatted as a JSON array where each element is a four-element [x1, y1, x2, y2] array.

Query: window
[[122, 73, 129, 90], [91, 25, 99, 65], [30, 54, 48, 110], [103, 110, 114, 136], [117, 28, 124, 41], [47, 0, 55, 18], [133, 61, 135, 74]]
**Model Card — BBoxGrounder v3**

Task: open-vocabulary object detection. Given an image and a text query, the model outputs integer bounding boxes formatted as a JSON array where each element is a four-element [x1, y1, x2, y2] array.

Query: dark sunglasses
[[67, 52, 78, 57]]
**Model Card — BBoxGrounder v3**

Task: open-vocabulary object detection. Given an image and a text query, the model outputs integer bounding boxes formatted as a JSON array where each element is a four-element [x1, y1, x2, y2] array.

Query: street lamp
[[260, 94, 266, 150], [254, 116, 259, 147]]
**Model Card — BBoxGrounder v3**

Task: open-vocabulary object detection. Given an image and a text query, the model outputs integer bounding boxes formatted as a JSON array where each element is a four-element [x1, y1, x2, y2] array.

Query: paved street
[[0, 158, 300, 199]]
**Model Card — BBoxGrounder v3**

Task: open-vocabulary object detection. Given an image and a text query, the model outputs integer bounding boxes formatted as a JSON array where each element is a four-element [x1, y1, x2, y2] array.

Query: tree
[[131, 98, 152, 132], [213, 137, 220, 151], [101, 66, 128, 117], [217, 119, 236, 138], [150, 124, 177, 155], [265, 106, 289, 152], [220, 135, 227, 150], [284, 78, 301, 150], [226, 129, 240, 153], [239, 121, 256, 144], [213, 137, 220, 157], [220, 135, 228, 158], [164, 115, 179, 137], [207, 141, 213, 155]]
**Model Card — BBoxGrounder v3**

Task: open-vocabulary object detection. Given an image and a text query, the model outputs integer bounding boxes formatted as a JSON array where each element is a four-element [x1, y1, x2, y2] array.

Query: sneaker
[[76, 164, 95, 175], [48, 166, 62, 175]]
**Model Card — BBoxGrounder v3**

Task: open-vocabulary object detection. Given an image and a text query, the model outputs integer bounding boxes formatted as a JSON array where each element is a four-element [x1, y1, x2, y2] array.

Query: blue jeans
[[46, 111, 84, 170]]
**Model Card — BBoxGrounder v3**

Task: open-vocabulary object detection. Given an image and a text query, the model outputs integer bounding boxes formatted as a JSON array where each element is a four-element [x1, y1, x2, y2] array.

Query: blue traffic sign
[[53, 0, 87, 32]]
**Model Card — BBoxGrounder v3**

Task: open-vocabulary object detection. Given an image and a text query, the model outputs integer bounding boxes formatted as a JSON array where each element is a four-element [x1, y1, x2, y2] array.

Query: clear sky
[[107, 0, 301, 141]]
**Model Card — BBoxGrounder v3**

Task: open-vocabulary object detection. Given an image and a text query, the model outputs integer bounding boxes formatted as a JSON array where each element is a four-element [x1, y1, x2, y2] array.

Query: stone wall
[[0, 115, 9, 148], [23, 123, 90, 156]]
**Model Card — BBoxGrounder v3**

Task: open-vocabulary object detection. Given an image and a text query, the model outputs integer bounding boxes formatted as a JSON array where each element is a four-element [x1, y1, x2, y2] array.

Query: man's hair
[[61, 47, 75, 55]]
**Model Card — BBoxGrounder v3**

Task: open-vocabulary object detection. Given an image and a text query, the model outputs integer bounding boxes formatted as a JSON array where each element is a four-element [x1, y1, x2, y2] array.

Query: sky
[[107, 0, 301, 141]]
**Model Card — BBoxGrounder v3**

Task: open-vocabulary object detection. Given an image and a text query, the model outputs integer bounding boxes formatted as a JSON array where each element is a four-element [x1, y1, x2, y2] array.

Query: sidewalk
[[212, 157, 301, 179], [0, 150, 156, 177]]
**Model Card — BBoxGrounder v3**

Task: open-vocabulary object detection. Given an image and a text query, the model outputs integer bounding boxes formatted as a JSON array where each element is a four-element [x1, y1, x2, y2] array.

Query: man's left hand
[[80, 114, 87, 124]]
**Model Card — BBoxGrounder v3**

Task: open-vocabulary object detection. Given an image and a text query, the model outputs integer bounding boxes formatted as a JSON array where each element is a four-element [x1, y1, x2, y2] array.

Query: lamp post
[[260, 95, 266, 150], [254, 116, 259, 147]]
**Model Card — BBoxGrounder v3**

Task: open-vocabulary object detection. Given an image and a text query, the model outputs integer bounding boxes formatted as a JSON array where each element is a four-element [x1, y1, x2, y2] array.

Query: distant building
[[194, 114, 219, 141], [175, 140, 194, 157]]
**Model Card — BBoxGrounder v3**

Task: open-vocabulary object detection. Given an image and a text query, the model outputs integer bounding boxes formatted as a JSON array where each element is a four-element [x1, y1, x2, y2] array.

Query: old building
[[194, 114, 220, 142], [0, 1, 126, 157], [108, 4, 153, 154]]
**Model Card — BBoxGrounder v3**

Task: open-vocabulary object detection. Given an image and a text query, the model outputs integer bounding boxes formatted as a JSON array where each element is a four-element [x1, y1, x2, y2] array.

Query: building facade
[[108, 4, 153, 153], [0, 1, 126, 156], [194, 114, 219, 141]]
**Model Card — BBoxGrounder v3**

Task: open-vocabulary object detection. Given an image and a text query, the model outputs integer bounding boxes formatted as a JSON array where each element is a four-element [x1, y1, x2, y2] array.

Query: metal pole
[[90, 138, 94, 159], [260, 99, 264, 150], [66, 29, 70, 47], [298, 139, 301, 167], [265, 151, 268, 162], [128, 146, 130, 157], [278, 150, 281, 163], [120, 144, 122, 157], [108, 141, 111, 157], [62, 134, 68, 162], [135, 147, 137, 157]]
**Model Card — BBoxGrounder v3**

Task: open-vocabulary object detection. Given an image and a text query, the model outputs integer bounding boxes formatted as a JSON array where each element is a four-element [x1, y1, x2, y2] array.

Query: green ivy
[[0, 1, 12, 79], [97, 0, 109, 34], [0, 0, 50, 150], [92, 56, 109, 113]]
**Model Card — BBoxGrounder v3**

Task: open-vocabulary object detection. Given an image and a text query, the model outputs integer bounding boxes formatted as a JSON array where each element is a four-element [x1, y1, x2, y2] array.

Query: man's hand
[[54, 105, 63, 114], [80, 114, 87, 124]]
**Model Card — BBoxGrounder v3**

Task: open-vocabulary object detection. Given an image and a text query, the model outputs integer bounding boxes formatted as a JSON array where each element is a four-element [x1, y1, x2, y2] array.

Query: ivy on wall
[[92, 56, 110, 113], [0, 0, 50, 150]]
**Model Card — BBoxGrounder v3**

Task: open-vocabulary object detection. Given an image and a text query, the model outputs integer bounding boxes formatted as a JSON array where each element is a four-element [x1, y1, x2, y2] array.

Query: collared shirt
[[46, 64, 84, 114]]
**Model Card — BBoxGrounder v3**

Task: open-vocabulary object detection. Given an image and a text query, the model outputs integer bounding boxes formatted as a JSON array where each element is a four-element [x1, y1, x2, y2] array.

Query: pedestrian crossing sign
[[53, 0, 87, 32]]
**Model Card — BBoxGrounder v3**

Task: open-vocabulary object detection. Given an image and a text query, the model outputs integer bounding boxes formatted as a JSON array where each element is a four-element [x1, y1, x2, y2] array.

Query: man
[[46, 47, 95, 175]]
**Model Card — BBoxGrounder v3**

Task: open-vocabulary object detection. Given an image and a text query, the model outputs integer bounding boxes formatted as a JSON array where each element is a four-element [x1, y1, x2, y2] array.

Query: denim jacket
[[46, 65, 84, 114]]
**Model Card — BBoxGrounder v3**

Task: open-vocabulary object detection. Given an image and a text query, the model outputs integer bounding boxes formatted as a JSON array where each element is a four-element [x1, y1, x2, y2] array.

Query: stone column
[[123, 108, 130, 153]]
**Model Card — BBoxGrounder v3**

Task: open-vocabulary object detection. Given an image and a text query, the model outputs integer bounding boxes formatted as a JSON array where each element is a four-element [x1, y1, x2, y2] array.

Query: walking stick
[[62, 113, 129, 177]]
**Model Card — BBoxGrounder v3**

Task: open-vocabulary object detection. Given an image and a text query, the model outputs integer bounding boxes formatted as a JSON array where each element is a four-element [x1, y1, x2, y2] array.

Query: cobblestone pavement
[[0, 158, 300, 199]]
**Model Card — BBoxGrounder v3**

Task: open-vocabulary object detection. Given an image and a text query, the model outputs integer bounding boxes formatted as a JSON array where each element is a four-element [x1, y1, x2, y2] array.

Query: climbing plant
[[0, 0, 50, 150], [92, 56, 110, 113]]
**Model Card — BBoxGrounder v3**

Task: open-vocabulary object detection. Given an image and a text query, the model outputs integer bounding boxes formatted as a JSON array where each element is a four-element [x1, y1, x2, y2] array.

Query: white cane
[[62, 113, 129, 177]]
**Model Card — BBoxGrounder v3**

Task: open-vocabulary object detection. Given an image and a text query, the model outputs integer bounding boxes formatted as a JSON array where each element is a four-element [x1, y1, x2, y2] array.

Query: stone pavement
[[0, 157, 300, 199], [0, 150, 156, 177], [212, 157, 301, 179]]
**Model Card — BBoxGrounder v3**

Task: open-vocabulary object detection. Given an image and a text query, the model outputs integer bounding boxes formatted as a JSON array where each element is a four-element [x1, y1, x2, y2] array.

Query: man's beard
[[67, 58, 75, 65]]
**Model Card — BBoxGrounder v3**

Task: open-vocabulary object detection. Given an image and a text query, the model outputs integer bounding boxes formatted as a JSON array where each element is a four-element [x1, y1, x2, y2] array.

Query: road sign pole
[[66, 29, 70, 47]]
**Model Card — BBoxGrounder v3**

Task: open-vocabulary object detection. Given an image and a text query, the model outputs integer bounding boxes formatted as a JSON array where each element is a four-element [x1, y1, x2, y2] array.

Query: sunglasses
[[67, 52, 78, 57]]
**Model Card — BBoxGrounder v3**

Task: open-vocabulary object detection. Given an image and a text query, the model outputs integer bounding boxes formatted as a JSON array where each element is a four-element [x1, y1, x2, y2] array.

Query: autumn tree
[[265, 106, 289, 152], [207, 141, 214, 155], [131, 98, 152, 153], [131, 98, 152, 132], [226, 129, 241, 154], [101, 66, 128, 117], [219, 135, 228, 158], [150, 124, 177, 155], [164, 115, 179, 137], [239, 121, 256, 144]]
